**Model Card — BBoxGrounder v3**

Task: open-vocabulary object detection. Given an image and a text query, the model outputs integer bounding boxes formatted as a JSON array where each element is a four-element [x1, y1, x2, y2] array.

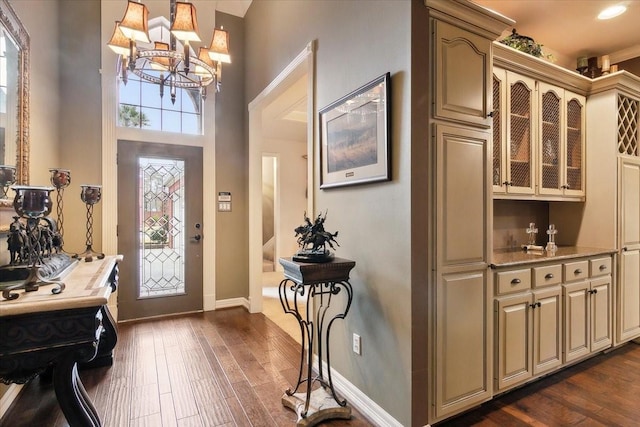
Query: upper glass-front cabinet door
[[539, 86, 562, 193], [506, 72, 536, 194], [564, 96, 585, 194]]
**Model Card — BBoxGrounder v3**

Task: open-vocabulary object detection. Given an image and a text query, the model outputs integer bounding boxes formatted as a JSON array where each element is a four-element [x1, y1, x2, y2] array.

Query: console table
[[0, 255, 121, 427], [278, 257, 355, 426]]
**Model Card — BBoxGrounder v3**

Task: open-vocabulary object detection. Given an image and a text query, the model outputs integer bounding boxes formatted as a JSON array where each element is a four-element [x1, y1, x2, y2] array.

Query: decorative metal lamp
[[74, 185, 105, 262], [0, 165, 16, 199], [49, 168, 71, 251], [2, 186, 65, 300]]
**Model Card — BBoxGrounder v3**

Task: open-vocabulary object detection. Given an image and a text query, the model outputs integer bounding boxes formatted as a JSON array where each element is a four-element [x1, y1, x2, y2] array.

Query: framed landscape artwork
[[319, 73, 391, 189]]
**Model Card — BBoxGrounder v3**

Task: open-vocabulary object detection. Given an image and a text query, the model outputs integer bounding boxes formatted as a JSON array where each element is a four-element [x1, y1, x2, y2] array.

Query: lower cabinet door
[[563, 281, 590, 363], [532, 287, 562, 375], [495, 293, 533, 391], [435, 270, 491, 419], [591, 276, 612, 352]]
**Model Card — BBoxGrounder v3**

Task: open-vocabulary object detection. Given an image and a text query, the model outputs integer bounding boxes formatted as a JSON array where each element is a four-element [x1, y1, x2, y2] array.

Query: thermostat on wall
[[218, 192, 231, 211]]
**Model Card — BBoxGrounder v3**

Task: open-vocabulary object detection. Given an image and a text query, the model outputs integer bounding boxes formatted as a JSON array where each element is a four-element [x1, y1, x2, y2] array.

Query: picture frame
[[319, 72, 391, 189]]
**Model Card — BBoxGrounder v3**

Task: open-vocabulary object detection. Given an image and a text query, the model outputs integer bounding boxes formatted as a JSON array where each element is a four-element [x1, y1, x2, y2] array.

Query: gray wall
[[245, 1, 413, 424], [215, 11, 248, 300], [58, 0, 103, 254]]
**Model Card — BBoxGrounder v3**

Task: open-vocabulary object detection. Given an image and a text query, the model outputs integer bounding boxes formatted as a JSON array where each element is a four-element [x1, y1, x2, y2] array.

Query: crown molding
[[493, 42, 592, 95], [425, 0, 514, 40], [589, 71, 640, 98]]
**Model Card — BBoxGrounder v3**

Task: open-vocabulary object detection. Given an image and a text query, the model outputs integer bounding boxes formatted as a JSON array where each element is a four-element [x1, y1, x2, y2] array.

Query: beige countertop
[[0, 255, 121, 317], [491, 246, 616, 268]]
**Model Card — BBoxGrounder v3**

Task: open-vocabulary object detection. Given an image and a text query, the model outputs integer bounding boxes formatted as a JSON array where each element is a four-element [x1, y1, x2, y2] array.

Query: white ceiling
[[214, 0, 252, 18], [472, 0, 640, 68]]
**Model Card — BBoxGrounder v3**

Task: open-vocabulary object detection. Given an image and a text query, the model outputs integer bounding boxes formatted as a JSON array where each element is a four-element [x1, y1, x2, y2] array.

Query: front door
[[117, 140, 203, 321]]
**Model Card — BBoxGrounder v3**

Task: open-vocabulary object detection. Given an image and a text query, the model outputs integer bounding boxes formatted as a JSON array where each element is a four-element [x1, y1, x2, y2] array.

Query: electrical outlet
[[352, 333, 361, 355]]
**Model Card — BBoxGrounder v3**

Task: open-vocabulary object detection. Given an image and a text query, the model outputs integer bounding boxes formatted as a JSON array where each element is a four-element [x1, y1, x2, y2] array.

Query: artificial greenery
[[500, 29, 546, 58]]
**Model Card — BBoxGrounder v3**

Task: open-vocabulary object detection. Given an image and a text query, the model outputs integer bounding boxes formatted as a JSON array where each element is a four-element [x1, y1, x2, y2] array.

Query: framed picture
[[319, 73, 391, 189]]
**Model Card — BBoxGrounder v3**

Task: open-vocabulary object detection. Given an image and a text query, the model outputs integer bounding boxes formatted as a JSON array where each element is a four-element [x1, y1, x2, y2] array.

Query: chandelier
[[107, 0, 231, 103]]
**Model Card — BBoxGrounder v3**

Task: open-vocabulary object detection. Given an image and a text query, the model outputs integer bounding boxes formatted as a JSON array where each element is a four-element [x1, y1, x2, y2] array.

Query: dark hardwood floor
[[1, 308, 372, 427], [437, 342, 640, 427], [3, 307, 640, 426]]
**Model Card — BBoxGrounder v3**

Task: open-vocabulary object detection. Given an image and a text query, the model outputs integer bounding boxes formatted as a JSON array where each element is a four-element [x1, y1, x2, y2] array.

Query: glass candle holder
[[12, 185, 54, 219]]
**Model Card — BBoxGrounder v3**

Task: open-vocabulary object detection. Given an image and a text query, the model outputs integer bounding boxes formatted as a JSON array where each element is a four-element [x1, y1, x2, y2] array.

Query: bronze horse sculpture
[[294, 212, 339, 260]]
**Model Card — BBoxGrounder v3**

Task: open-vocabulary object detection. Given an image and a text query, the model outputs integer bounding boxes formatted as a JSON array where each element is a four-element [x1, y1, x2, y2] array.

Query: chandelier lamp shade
[[108, 0, 231, 102]]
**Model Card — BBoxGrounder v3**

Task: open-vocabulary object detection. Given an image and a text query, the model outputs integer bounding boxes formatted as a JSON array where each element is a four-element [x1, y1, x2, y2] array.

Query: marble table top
[[491, 246, 616, 268], [0, 255, 122, 317]]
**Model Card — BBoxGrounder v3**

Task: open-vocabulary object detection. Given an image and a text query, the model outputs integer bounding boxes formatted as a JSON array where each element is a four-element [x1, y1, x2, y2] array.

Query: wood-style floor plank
[[4, 308, 640, 426]]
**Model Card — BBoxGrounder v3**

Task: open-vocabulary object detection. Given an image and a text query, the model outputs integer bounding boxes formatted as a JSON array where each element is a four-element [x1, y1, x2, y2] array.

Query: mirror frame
[[0, 0, 29, 208]]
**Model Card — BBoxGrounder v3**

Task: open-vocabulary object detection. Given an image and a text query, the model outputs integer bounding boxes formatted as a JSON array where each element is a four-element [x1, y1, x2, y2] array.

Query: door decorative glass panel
[[566, 99, 583, 191], [541, 91, 561, 190], [139, 157, 185, 298], [509, 82, 532, 188]]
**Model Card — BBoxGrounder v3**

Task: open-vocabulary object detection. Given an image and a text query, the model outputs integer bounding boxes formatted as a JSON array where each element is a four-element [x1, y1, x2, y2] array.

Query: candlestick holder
[[74, 185, 105, 262], [49, 168, 71, 251], [2, 186, 65, 300], [0, 165, 16, 199], [546, 224, 558, 253], [526, 222, 538, 246]]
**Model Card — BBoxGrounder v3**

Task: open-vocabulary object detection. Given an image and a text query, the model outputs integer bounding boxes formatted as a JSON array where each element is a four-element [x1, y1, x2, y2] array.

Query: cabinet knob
[[623, 247, 628, 252], [545, 273, 554, 279], [589, 289, 599, 295], [487, 111, 495, 118], [574, 268, 583, 275], [599, 265, 607, 271], [511, 278, 521, 285]]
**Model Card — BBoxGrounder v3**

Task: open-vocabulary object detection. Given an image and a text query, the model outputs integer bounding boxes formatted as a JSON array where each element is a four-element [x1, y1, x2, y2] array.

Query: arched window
[[117, 17, 203, 135]]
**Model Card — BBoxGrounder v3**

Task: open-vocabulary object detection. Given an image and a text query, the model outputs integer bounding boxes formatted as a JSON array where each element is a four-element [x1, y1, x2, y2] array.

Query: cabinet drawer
[[533, 264, 562, 288], [590, 257, 612, 277], [564, 260, 589, 282], [496, 269, 531, 295]]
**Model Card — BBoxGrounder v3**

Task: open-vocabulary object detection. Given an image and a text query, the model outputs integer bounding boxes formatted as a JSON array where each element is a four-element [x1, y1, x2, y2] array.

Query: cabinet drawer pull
[[599, 265, 607, 271], [545, 273, 554, 279], [511, 278, 521, 285], [529, 301, 542, 309], [574, 268, 583, 275]]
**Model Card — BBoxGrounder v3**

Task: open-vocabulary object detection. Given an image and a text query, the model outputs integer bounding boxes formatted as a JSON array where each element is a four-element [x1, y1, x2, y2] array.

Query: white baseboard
[[0, 384, 23, 419], [313, 355, 403, 427], [215, 297, 250, 310]]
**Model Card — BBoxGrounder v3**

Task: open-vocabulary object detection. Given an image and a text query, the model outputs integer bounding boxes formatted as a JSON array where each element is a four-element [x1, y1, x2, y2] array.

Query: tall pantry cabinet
[[421, 1, 512, 424]]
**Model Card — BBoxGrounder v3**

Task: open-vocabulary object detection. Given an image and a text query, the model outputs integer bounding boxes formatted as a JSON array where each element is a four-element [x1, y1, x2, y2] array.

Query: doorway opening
[[248, 43, 315, 343]]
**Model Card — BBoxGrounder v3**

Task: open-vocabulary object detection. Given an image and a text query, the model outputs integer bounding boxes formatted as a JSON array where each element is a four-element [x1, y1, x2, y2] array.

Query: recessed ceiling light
[[598, 4, 627, 20]]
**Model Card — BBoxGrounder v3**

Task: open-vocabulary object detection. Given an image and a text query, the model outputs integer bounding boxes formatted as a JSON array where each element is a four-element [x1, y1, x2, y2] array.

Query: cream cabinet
[[494, 266, 562, 392], [492, 52, 588, 201], [433, 19, 492, 129], [538, 83, 585, 198], [570, 76, 640, 346], [562, 260, 612, 363], [493, 254, 613, 391], [433, 124, 491, 419], [424, 2, 513, 424], [619, 157, 640, 341], [492, 69, 536, 195]]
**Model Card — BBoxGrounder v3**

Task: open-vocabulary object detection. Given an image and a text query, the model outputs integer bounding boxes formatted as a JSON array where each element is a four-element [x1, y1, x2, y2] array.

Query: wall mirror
[[0, 0, 29, 208]]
